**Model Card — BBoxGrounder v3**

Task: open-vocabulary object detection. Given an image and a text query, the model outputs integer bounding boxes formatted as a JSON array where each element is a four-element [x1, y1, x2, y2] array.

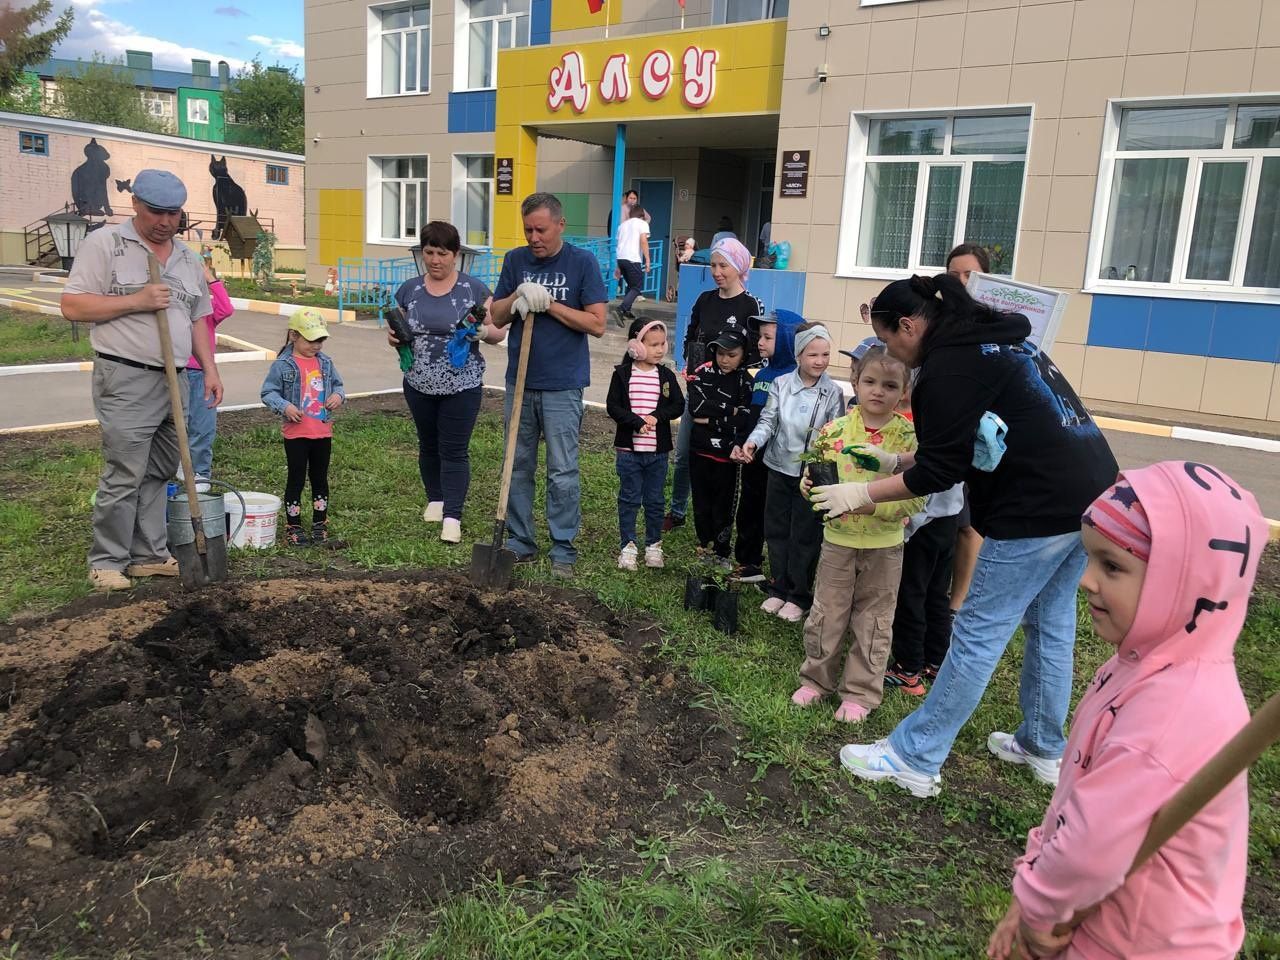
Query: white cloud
[[246, 35, 306, 60], [33, 0, 251, 71]]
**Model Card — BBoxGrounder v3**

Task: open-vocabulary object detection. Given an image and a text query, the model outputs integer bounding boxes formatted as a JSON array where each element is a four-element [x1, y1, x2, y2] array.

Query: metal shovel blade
[[171, 520, 229, 589], [469, 542, 516, 590]]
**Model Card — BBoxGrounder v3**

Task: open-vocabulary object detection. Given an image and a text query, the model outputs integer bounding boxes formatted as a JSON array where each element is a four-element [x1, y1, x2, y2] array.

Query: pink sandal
[[791, 685, 825, 707], [834, 701, 870, 724]]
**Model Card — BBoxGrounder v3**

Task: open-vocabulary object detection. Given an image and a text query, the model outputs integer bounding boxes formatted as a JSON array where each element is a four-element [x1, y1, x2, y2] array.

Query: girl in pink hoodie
[[988, 460, 1267, 960], [185, 263, 234, 482]]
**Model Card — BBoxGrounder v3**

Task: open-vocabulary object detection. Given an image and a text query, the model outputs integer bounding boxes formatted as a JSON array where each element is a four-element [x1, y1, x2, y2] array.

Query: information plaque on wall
[[780, 150, 810, 198], [496, 158, 514, 196]]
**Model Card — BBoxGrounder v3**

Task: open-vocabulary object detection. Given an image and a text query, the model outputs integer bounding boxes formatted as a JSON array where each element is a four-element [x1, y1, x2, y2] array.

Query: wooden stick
[[147, 254, 206, 555], [493, 305, 536, 526]]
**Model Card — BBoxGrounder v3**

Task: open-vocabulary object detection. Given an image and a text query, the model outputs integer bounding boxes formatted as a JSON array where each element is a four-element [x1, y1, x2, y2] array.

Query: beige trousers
[[799, 540, 904, 707]]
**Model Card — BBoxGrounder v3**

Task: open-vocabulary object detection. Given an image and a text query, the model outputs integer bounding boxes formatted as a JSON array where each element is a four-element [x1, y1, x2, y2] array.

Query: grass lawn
[[0, 306, 92, 365], [2, 395, 1278, 958]]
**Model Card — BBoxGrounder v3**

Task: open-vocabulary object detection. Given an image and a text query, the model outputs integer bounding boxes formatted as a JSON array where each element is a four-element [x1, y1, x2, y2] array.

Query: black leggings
[[284, 437, 331, 526]]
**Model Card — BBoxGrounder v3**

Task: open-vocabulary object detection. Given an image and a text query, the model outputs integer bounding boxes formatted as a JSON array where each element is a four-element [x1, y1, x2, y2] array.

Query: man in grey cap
[[62, 169, 222, 592]]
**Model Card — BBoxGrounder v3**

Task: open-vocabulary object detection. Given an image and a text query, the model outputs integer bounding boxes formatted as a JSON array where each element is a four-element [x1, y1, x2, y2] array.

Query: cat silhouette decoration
[[209, 155, 247, 240], [71, 139, 113, 217]]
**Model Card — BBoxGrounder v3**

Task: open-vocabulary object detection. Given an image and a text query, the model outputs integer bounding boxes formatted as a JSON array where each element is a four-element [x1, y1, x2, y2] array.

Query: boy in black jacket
[[606, 318, 686, 570], [688, 328, 754, 565]]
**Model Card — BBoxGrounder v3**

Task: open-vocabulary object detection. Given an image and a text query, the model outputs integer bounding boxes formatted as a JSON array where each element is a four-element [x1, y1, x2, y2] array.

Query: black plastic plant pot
[[806, 461, 839, 489], [713, 590, 739, 635], [685, 574, 720, 612]]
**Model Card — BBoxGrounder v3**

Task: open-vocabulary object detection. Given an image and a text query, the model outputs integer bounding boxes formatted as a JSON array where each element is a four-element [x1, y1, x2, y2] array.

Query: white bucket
[[226, 492, 281, 549]]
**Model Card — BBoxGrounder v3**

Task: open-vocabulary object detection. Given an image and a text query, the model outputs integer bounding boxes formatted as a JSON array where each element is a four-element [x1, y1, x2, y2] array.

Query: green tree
[[224, 58, 304, 154], [0, 69, 41, 114], [54, 54, 165, 134], [0, 0, 73, 91]]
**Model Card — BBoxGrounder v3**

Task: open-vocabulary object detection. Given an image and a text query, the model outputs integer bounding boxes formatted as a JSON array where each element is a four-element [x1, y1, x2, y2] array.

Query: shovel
[[470, 299, 536, 589], [148, 253, 227, 588]]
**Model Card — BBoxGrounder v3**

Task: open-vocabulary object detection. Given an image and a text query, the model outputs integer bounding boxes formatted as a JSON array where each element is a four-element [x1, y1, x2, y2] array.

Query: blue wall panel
[[1088, 293, 1280, 362], [673, 265, 806, 369], [447, 90, 496, 134], [530, 0, 551, 44]]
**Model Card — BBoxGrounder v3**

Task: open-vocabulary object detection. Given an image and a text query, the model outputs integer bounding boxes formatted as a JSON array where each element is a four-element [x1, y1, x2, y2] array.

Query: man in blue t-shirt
[[491, 192, 607, 579]]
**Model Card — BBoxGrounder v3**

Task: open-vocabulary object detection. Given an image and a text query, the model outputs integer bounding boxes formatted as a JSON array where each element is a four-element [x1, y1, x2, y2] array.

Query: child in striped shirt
[[606, 318, 686, 571]]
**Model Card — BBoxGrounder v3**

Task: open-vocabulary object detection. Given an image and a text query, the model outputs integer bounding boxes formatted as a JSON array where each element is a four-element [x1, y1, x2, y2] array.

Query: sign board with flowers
[[966, 272, 1068, 353]]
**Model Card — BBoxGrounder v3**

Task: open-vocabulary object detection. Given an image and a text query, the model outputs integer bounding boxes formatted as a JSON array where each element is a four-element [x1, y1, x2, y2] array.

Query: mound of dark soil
[[0, 576, 740, 957]]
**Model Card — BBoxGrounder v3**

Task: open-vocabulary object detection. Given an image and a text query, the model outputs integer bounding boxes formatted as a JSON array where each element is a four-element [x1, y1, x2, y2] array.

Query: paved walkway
[[3, 292, 1278, 518]]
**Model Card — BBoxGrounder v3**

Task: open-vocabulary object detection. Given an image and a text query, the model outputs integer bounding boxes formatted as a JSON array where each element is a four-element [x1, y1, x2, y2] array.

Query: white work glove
[[515, 282, 552, 313], [848, 443, 900, 475], [809, 481, 873, 522], [512, 295, 531, 319]]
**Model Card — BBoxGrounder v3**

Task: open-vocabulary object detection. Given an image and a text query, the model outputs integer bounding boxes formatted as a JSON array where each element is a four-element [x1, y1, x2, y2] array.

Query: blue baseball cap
[[839, 336, 884, 362], [133, 169, 187, 211]]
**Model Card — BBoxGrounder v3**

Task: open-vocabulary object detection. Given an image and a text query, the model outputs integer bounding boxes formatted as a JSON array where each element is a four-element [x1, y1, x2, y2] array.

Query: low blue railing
[[337, 235, 665, 322]]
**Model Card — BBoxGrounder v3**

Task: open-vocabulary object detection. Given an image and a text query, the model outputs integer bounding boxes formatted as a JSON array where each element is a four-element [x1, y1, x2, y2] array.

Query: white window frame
[[367, 155, 430, 245], [186, 98, 209, 125], [367, 1, 432, 99], [835, 105, 1034, 281], [711, 0, 787, 23], [452, 0, 530, 92], [141, 91, 173, 118], [451, 153, 495, 247], [1085, 94, 1280, 305]]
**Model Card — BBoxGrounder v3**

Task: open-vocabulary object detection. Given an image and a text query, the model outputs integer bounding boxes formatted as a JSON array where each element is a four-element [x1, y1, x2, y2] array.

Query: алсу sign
[[547, 45, 718, 113]]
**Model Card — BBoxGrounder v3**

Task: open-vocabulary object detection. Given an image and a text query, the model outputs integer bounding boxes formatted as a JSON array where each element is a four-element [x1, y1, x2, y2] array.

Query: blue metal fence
[[337, 235, 665, 322]]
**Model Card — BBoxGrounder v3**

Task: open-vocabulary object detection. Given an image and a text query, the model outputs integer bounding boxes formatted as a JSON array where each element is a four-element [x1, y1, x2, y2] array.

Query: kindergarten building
[[304, 0, 1280, 424]]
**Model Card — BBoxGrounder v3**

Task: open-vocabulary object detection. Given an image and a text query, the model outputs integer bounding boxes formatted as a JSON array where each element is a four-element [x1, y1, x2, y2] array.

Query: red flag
[[677, 0, 685, 6], [586, 0, 604, 11]]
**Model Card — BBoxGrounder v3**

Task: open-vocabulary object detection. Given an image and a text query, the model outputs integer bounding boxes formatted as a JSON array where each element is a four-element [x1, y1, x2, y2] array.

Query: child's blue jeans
[[185, 367, 217, 478], [616, 449, 668, 548]]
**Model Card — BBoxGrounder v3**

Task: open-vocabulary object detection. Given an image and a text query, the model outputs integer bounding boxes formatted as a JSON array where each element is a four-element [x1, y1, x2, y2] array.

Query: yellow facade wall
[[317, 189, 365, 267], [551, 0, 624, 33], [493, 19, 786, 247]]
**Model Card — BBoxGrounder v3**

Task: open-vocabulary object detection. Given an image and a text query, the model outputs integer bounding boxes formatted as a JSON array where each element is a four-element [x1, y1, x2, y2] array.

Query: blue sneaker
[[839, 739, 942, 798]]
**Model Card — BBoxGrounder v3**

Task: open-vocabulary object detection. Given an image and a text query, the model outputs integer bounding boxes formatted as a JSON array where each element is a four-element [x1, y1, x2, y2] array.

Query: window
[[461, 0, 530, 90], [838, 111, 1030, 277], [712, 0, 788, 23], [1090, 100, 1280, 294], [141, 91, 173, 118], [19, 131, 48, 156], [372, 156, 429, 243], [187, 99, 209, 124], [455, 154, 494, 246], [266, 164, 290, 186], [374, 2, 431, 96]]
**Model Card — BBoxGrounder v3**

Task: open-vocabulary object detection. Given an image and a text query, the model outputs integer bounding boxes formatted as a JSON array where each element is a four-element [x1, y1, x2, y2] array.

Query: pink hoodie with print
[[186, 279, 233, 371], [1012, 460, 1267, 959]]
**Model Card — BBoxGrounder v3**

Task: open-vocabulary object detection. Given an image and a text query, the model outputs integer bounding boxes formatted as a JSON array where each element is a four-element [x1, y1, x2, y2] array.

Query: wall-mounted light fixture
[[818, 24, 831, 38], [817, 64, 829, 83]]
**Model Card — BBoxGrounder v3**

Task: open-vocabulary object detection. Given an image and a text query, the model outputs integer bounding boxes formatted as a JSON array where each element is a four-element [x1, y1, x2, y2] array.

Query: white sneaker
[[988, 732, 1061, 787], [618, 542, 639, 571], [441, 518, 462, 544], [760, 596, 785, 614], [195, 475, 211, 494], [644, 543, 664, 568], [423, 501, 444, 523], [777, 601, 806, 622], [839, 740, 942, 798]]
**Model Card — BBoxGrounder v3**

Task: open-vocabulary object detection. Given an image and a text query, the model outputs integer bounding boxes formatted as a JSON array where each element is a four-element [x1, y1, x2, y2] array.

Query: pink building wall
[[0, 113, 303, 249]]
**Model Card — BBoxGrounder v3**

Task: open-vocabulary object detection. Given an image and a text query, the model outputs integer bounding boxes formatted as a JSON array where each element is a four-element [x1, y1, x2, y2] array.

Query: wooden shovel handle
[[148, 254, 206, 553], [493, 306, 536, 525]]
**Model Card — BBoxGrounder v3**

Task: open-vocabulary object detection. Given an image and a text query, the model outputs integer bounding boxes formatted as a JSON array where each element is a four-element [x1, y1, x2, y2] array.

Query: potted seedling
[[800, 430, 841, 490], [709, 562, 739, 635]]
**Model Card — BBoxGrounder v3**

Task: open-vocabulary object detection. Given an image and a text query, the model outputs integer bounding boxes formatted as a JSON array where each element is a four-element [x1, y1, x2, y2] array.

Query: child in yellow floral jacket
[[792, 347, 924, 723]]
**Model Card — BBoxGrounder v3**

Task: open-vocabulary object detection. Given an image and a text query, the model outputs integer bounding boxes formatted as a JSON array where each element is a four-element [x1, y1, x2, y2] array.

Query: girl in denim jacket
[[260, 309, 346, 546]]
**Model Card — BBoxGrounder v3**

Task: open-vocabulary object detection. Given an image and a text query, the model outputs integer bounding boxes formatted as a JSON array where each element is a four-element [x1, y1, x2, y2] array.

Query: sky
[[27, 0, 304, 75]]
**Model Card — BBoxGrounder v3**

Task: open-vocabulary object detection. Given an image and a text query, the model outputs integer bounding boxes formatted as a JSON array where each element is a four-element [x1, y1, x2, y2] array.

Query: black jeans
[[690, 454, 738, 559], [735, 455, 766, 568], [763, 467, 824, 608], [284, 436, 331, 526], [403, 383, 483, 520], [890, 513, 960, 673], [618, 259, 644, 313]]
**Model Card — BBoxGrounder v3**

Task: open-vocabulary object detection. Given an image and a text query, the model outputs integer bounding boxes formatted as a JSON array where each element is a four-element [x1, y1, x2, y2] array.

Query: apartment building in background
[[305, 0, 1280, 424]]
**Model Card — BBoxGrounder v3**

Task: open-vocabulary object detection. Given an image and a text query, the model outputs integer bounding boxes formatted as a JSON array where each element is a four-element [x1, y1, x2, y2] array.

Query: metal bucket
[[166, 491, 230, 548]]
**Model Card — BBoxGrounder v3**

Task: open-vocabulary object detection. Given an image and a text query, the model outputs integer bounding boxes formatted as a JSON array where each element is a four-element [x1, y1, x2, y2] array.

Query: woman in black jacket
[[606, 318, 686, 571], [824, 274, 1118, 799]]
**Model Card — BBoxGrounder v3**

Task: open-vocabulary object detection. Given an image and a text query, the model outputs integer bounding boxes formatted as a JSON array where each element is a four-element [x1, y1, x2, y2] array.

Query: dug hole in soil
[[0, 574, 760, 957]]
